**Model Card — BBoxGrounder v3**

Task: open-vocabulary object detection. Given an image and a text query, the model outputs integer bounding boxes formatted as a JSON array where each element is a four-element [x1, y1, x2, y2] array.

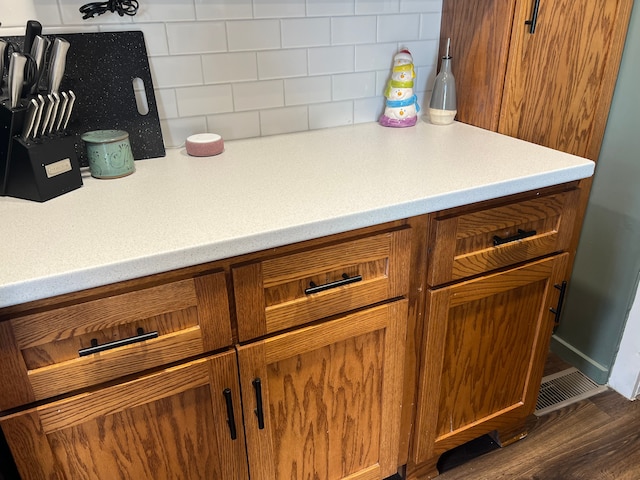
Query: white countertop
[[0, 119, 594, 308]]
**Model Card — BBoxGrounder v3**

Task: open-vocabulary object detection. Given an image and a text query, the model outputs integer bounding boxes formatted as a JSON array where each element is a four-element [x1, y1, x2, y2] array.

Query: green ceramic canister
[[81, 130, 136, 179]]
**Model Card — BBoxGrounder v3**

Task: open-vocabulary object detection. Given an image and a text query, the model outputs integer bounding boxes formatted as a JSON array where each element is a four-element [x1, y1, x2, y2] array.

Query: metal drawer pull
[[78, 327, 159, 357], [525, 0, 541, 34], [252, 378, 265, 429], [550, 281, 568, 332], [223, 388, 238, 440], [493, 228, 537, 246], [304, 273, 363, 295]]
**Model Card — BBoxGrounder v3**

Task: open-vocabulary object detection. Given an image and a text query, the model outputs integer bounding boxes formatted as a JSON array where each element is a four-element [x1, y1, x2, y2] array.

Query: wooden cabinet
[[408, 187, 577, 479], [233, 229, 411, 341], [237, 301, 408, 480], [411, 255, 568, 474], [0, 270, 232, 411], [442, 0, 632, 161], [0, 351, 249, 479], [0, 223, 413, 480]]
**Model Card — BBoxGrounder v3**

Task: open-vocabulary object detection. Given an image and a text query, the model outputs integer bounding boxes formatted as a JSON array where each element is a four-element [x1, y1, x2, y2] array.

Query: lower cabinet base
[[405, 421, 532, 480]]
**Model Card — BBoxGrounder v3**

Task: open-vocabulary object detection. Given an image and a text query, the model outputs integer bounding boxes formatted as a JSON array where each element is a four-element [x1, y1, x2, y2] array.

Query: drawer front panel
[[233, 228, 411, 342], [2, 271, 232, 406], [428, 189, 579, 285]]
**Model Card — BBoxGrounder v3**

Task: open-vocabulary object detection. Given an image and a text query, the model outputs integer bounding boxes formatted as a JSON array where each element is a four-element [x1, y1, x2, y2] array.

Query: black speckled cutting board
[[2, 31, 165, 165]]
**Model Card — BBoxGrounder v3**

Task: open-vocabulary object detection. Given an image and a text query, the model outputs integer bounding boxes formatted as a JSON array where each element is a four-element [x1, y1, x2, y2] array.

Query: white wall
[[1, 0, 443, 147], [609, 280, 640, 399]]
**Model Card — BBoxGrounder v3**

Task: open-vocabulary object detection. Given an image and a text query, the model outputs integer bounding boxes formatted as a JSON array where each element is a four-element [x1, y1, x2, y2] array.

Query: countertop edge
[[1, 161, 594, 309]]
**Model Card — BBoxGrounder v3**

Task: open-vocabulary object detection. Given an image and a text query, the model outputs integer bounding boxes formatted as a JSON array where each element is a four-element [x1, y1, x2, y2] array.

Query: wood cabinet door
[[412, 254, 568, 464], [237, 300, 408, 480], [0, 352, 248, 480], [499, 0, 633, 159]]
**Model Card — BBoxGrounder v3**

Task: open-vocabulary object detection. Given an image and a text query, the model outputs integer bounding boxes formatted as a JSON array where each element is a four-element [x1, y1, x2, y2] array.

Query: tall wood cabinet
[[443, 0, 633, 161], [440, 0, 634, 275]]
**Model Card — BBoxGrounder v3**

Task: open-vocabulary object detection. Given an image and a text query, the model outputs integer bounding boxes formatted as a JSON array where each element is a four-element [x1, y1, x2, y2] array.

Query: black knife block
[[0, 100, 27, 196], [1, 102, 82, 202]]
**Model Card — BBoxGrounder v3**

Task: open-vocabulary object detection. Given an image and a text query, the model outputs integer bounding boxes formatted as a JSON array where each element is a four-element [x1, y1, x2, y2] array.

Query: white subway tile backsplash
[[207, 111, 261, 140], [420, 12, 442, 39], [285, 76, 332, 105], [176, 85, 234, 116], [356, 0, 400, 15], [400, 0, 442, 13], [331, 16, 377, 45], [261, 106, 309, 136], [309, 101, 354, 129], [354, 97, 385, 123], [136, 2, 196, 22], [307, 0, 355, 17], [402, 40, 439, 66], [233, 80, 285, 111], [282, 18, 331, 48], [29, 0, 443, 146], [166, 22, 227, 54], [253, 0, 306, 19], [149, 56, 204, 88], [308, 46, 355, 75], [257, 49, 308, 79], [155, 89, 179, 119], [377, 14, 421, 43], [33, 0, 63, 25], [161, 117, 208, 148], [332, 72, 377, 100], [355, 43, 398, 71], [203, 53, 258, 83], [195, 0, 253, 20], [227, 19, 281, 51]]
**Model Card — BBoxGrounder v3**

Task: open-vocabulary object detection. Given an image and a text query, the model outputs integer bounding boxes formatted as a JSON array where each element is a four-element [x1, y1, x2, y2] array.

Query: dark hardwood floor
[[434, 353, 640, 480]]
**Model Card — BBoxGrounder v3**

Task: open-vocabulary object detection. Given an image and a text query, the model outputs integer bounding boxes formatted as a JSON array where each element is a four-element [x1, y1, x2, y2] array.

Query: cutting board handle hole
[[132, 77, 149, 116]]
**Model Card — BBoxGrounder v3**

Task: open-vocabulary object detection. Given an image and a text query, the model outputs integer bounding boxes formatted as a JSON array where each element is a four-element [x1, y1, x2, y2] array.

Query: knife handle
[[48, 38, 70, 94], [23, 20, 43, 57]]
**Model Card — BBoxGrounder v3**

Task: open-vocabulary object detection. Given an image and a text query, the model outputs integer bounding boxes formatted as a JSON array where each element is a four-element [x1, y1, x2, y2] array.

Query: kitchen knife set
[[1, 21, 82, 202]]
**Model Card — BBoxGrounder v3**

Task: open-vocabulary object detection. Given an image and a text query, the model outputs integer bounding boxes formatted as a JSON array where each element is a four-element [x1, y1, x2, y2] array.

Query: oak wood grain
[[412, 254, 568, 467], [428, 189, 578, 285], [238, 300, 408, 480], [233, 228, 411, 342], [0, 353, 249, 480]]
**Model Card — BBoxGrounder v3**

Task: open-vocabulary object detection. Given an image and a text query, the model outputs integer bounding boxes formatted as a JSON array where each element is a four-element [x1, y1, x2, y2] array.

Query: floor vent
[[535, 367, 608, 416]]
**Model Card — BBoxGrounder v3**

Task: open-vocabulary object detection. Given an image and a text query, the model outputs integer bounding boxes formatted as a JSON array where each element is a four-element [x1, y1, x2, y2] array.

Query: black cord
[[79, 0, 139, 19]]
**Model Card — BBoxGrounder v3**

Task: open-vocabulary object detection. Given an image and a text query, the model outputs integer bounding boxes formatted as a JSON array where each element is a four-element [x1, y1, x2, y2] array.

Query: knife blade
[[47, 37, 70, 94], [61, 90, 76, 131], [22, 98, 39, 141], [8, 52, 27, 109], [29, 35, 50, 95]]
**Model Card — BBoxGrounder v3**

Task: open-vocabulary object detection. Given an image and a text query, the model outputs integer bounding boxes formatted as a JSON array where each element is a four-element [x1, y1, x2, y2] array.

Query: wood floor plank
[[436, 390, 640, 480]]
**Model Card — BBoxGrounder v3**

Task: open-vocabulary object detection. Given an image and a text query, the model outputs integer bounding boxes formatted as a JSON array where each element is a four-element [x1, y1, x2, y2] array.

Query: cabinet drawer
[[427, 189, 579, 285], [232, 228, 411, 342], [0, 271, 232, 408]]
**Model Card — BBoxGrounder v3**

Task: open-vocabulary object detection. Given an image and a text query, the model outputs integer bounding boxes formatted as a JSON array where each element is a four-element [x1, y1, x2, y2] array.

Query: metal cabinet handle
[[78, 327, 158, 357], [223, 388, 238, 440], [525, 0, 541, 34], [304, 273, 362, 295], [252, 378, 265, 429], [550, 281, 568, 332], [493, 228, 537, 246]]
